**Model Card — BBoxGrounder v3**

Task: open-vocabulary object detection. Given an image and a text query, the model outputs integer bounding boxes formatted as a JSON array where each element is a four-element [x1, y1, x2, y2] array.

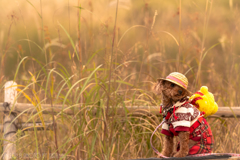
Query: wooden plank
[[125, 106, 240, 118], [131, 154, 235, 159], [0, 103, 74, 115], [210, 107, 240, 118], [0, 122, 53, 131], [3, 81, 17, 160], [14, 103, 74, 115], [0, 102, 240, 117], [19, 122, 54, 131]]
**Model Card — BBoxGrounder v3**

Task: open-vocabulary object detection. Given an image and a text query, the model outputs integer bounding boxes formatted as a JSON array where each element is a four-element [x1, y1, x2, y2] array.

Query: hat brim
[[157, 78, 192, 95]]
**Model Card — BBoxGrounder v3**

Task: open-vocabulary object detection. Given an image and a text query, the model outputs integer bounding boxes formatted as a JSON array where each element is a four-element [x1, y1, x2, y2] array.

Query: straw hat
[[157, 72, 191, 94]]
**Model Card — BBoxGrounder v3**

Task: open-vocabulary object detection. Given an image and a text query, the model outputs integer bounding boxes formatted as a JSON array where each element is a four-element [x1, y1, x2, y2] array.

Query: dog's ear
[[182, 89, 192, 98], [186, 91, 192, 97], [152, 79, 164, 95]]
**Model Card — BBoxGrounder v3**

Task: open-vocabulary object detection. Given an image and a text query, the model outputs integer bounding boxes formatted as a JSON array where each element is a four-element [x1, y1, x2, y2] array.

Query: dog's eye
[[170, 83, 175, 87], [178, 90, 183, 95]]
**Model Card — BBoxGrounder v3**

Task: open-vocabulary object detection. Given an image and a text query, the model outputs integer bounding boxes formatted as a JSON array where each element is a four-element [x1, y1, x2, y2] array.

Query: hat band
[[166, 76, 187, 89]]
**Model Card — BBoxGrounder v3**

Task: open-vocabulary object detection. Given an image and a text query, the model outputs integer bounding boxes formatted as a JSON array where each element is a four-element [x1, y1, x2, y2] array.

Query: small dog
[[153, 72, 213, 157]]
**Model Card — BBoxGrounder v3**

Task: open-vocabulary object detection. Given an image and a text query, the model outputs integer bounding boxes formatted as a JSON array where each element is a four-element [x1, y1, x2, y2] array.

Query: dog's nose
[[178, 90, 182, 95]]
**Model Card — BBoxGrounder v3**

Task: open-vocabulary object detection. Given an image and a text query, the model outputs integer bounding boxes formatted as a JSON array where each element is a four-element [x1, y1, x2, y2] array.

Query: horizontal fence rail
[[0, 122, 53, 132], [0, 102, 74, 115], [1, 102, 240, 117]]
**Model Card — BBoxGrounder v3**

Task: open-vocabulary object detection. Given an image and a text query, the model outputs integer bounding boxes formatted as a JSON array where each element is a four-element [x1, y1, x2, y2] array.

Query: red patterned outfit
[[161, 99, 214, 155]]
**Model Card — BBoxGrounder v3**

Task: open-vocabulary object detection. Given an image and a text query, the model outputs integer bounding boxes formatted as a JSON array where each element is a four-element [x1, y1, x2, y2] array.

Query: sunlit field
[[0, 0, 240, 159]]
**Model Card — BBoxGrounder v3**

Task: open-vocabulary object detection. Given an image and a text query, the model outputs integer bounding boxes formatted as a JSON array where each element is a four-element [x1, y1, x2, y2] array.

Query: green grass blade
[[202, 43, 220, 62], [73, 64, 102, 104], [26, 0, 42, 19], [58, 22, 79, 60], [18, 39, 44, 52], [13, 56, 29, 81]]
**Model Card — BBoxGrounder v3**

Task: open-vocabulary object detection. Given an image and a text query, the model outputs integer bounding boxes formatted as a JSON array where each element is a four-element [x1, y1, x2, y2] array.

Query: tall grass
[[0, 0, 240, 159]]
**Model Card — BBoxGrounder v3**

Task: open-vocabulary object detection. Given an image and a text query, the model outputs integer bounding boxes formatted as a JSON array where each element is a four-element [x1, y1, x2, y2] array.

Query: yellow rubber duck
[[189, 86, 218, 117]]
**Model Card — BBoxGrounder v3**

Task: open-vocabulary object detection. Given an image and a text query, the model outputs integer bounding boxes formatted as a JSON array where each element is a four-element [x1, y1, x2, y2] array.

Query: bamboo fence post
[[3, 81, 17, 160]]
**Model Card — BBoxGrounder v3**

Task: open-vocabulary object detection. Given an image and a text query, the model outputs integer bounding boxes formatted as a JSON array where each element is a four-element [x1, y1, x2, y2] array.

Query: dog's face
[[153, 80, 190, 103]]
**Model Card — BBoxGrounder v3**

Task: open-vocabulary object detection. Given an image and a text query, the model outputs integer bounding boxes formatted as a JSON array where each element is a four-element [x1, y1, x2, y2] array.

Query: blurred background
[[1, 0, 240, 105], [0, 0, 240, 159]]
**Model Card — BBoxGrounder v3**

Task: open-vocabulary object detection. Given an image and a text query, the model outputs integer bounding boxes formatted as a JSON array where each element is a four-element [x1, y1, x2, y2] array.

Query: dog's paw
[[173, 152, 188, 157], [157, 154, 165, 158], [160, 151, 171, 157], [170, 151, 177, 157]]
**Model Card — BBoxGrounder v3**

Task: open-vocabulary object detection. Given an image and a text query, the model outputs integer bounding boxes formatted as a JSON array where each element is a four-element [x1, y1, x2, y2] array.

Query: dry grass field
[[0, 0, 240, 159]]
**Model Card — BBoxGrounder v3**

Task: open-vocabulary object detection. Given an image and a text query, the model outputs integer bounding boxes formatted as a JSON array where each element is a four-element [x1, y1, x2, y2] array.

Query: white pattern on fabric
[[162, 102, 200, 130], [175, 107, 194, 115], [172, 121, 191, 128], [162, 123, 169, 130]]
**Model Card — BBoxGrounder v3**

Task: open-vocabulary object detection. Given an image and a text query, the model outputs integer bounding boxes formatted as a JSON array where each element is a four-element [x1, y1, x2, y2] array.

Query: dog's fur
[[153, 79, 197, 157]]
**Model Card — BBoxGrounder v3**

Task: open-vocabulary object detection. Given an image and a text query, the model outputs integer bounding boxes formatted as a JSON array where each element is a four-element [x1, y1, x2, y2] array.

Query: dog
[[153, 72, 213, 157]]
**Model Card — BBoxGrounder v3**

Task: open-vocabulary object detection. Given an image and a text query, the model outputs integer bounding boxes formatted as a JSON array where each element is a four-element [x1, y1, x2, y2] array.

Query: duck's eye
[[171, 83, 175, 87]]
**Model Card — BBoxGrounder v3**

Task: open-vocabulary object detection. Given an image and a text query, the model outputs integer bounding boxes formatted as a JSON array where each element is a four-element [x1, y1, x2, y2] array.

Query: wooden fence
[[1, 81, 240, 160]]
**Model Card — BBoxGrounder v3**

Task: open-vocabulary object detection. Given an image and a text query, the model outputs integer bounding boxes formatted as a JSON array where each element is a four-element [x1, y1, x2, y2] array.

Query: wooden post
[[3, 81, 17, 160]]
